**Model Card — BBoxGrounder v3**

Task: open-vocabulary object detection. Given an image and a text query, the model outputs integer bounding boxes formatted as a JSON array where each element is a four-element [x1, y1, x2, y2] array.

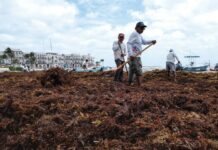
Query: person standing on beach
[[127, 22, 156, 86], [82, 59, 89, 70], [166, 49, 180, 81], [112, 33, 127, 82]]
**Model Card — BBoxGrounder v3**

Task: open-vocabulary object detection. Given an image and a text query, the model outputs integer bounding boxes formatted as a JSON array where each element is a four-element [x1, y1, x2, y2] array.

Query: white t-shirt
[[82, 61, 89, 69], [112, 41, 126, 61], [127, 31, 152, 57], [166, 52, 179, 64]]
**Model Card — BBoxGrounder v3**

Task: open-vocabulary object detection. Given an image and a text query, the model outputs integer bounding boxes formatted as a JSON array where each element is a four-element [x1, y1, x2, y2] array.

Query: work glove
[[151, 40, 157, 44]]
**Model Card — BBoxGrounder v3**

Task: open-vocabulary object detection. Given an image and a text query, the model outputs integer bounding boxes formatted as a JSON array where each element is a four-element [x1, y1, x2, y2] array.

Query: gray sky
[[0, 0, 217, 67]]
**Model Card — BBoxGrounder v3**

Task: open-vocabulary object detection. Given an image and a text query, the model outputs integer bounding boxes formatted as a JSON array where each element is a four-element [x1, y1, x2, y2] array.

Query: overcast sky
[[0, 0, 217, 67]]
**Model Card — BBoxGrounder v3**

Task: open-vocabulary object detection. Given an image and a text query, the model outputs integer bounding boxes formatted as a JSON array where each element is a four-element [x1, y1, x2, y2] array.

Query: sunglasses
[[119, 36, 124, 38]]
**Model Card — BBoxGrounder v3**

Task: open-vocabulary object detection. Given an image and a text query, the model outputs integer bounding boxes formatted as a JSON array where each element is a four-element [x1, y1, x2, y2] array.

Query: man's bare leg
[[167, 71, 170, 81], [136, 76, 141, 87], [173, 71, 177, 82]]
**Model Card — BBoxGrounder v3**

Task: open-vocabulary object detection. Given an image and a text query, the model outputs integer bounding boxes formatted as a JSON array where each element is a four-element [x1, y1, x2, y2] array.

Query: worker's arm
[[174, 53, 180, 63], [142, 37, 156, 45]]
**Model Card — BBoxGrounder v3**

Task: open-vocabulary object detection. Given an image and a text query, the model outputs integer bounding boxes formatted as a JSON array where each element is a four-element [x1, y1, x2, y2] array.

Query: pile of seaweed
[[0, 70, 217, 149], [39, 68, 71, 88]]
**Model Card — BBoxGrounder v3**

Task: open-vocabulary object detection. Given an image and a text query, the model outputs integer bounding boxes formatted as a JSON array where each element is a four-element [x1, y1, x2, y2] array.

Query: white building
[[0, 48, 95, 70], [35, 53, 48, 69], [12, 49, 24, 64], [0, 49, 24, 65]]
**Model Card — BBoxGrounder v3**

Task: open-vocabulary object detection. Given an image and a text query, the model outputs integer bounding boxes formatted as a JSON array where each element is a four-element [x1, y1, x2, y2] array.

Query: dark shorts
[[115, 59, 124, 67], [129, 57, 142, 76], [166, 62, 176, 72]]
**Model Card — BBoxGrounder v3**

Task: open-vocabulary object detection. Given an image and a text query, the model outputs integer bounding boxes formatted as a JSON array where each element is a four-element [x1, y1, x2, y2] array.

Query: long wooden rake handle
[[118, 43, 128, 74], [115, 43, 154, 71]]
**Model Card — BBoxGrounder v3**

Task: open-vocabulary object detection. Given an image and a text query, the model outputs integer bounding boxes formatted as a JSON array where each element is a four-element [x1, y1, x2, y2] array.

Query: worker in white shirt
[[82, 59, 89, 70], [112, 33, 127, 82], [166, 49, 180, 81], [127, 22, 156, 86]]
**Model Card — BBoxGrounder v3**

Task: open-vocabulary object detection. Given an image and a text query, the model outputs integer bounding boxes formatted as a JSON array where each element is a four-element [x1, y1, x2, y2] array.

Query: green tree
[[13, 59, 19, 64], [24, 52, 36, 68], [29, 52, 36, 65], [4, 47, 14, 65], [2, 54, 7, 59], [0, 54, 7, 64], [0, 55, 3, 64]]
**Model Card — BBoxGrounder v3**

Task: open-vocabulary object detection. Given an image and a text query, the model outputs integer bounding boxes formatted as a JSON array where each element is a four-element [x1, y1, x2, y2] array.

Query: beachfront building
[[63, 54, 95, 69], [13, 49, 25, 64], [0, 48, 95, 70], [35, 53, 48, 69], [45, 52, 59, 68], [0, 49, 24, 65], [64, 54, 75, 69], [34, 52, 95, 70]]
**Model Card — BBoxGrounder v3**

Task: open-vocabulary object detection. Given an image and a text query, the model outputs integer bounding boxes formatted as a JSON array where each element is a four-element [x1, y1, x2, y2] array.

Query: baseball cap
[[135, 22, 147, 28]]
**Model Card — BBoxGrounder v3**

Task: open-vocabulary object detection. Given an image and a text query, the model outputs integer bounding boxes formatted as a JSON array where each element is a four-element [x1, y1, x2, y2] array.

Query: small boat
[[183, 55, 209, 72], [183, 65, 209, 72]]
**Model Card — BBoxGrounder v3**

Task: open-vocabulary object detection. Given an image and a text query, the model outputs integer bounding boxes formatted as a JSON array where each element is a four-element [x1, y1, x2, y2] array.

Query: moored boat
[[183, 65, 209, 72]]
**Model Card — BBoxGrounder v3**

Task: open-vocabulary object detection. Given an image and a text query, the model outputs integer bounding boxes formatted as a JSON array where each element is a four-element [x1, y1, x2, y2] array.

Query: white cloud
[[0, 34, 15, 42], [0, 0, 78, 48], [194, 10, 218, 24], [0, 0, 217, 67], [86, 12, 99, 18], [128, 0, 218, 66]]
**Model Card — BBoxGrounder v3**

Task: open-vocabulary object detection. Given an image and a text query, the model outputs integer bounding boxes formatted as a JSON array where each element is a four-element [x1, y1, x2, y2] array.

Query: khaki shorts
[[166, 62, 176, 72]]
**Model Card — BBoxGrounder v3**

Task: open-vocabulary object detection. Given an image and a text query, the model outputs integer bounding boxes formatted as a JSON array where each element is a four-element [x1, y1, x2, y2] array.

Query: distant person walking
[[112, 33, 127, 82], [82, 59, 89, 70], [127, 22, 156, 86], [166, 49, 180, 81]]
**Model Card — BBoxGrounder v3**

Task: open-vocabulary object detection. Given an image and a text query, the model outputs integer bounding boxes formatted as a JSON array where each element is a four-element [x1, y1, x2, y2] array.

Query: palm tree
[[29, 52, 36, 65], [24, 52, 36, 69], [2, 54, 7, 59], [13, 59, 19, 64], [4, 47, 14, 65], [0, 54, 7, 64]]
